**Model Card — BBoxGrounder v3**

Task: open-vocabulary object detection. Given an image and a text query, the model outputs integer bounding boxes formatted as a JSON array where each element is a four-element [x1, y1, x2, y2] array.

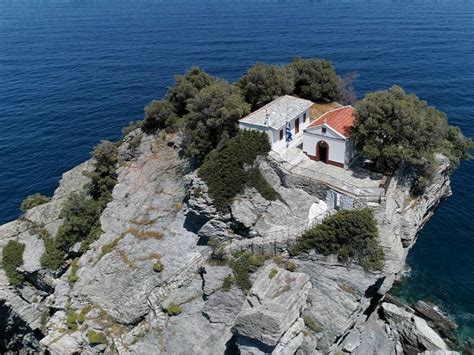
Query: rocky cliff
[[0, 131, 457, 354]]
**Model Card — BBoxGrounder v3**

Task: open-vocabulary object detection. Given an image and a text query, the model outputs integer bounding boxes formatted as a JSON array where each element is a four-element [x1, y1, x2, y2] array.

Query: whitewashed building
[[238, 95, 313, 152], [302, 106, 355, 168]]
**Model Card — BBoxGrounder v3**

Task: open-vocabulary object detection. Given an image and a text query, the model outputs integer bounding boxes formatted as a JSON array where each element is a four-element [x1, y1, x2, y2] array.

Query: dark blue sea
[[1, 0, 473, 343]]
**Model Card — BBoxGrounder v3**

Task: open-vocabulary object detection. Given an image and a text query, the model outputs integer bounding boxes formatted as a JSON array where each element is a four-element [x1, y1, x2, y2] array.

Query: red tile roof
[[307, 106, 355, 138]]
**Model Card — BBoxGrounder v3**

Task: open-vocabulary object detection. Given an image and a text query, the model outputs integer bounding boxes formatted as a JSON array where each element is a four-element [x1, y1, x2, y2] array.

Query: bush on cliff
[[41, 140, 118, 271], [20, 193, 50, 212], [352, 85, 473, 194], [2, 240, 25, 287], [198, 130, 274, 212], [290, 208, 384, 271], [86, 140, 118, 208], [142, 100, 178, 133]]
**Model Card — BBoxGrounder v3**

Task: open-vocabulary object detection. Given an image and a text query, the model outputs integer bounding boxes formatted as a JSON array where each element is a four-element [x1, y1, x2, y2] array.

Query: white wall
[[239, 108, 311, 152], [239, 122, 272, 146], [303, 125, 348, 166]]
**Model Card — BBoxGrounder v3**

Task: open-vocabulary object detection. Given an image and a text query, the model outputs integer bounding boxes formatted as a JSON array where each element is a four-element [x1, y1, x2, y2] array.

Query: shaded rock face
[[0, 130, 455, 355], [0, 301, 42, 353]]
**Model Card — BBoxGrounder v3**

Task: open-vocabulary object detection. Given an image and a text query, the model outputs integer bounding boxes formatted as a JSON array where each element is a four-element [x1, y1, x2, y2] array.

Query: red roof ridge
[[307, 105, 355, 138]]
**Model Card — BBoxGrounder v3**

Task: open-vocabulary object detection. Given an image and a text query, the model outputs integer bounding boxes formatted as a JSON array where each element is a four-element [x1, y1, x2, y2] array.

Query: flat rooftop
[[239, 95, 313, 130]]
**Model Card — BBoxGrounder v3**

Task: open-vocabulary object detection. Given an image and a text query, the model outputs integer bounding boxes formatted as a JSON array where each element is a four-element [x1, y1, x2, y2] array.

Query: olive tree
[[167, 66, 216, 115], [237, 63, 294, 110], [142, 100, 178, 132], [290, 57, 341, 103], [184, 80, 250, 162], [352, 85, 473, 192]]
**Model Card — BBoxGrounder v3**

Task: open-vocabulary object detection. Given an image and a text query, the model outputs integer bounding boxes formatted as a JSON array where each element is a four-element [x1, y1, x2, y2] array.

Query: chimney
[[264, 109, 270, 126]]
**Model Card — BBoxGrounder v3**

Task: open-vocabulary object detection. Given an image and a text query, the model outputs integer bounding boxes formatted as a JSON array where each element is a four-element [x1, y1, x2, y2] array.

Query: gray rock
[[272, 318, 305, 355], [198, 219, 234, 241], [413, 300, 458, 343], [382, 302, 448, 351], [203, 289, 246, 325], [341, 331, 361, 352], [202, 265, 232, 297], [234, 264, 311, 348]]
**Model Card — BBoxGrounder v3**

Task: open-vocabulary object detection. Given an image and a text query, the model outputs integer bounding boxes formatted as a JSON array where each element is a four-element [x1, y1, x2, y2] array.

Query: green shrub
[[198, 130, 272, 212], [41, 140, 117, 271], [290, 208, 384, 271], [237, 62, 294, 110], [303, 315, 323, 333], [21, 193, 50, 212], [167, 66, 216, 116], [222, 274, 235, 291], [229, 252, 269, 292], [2, 240, 25, 287], [165, 303, 182, 316], [66, 309, 78, 331], [352, 86, 473, 194], [40, 236, 66, 271], [87, 330, 108, 345], [128, 133, 143, 151], [68, 258, 79, 284], [142, 100, 178, 133], [77, 305, 92, 324], [183, 80, 250, 162], [153, 262, 164, 273], [246, 167, 278, 201], [122, 120, 143, 137], [87, 140, 118, 207], [268, 269, 278, 279], [285, 261, 298, 272]]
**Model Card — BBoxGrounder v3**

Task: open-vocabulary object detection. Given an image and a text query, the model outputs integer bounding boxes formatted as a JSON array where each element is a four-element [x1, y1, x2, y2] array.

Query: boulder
[[272, 318, 305, 355], [413, 300, 458, 343], [382, 302, 448, 351], [233, 264, 311, 348], [203, 289, 246, 325], [198, 219, 233, 241]]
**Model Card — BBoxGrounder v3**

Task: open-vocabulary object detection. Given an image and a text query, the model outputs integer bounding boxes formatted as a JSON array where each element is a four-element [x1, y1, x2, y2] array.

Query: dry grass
[[119, 250, 137, 270], [129, 216, 156, 226], [137, 252, 162, 262], [126, 227, 164, 240], [310, 102, 342, 121], [99, 236, 124, 259], [338, 282, 357, 296]]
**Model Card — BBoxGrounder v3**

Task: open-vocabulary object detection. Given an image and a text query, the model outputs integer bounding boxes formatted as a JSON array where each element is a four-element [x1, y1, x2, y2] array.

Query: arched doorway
[[317, 141, 329, 163]]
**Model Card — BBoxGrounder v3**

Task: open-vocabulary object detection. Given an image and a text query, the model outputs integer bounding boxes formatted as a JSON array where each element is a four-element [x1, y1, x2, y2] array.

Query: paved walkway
[[269, 148, 386, 199]]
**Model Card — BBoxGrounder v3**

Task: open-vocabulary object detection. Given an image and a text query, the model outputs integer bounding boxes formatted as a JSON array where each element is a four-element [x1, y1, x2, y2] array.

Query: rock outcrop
[[0, 131, 458, 354], [233, 264, 311, 353]]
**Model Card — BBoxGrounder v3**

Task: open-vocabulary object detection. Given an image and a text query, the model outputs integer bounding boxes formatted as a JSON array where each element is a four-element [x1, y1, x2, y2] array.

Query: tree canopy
[[352, 85, 473, 171], [142, 100, 178, 133], [352, 85, 473, 193], [184, 80, 250, 162], [290, 58, 341, 103], [167, 66, 216, 115], [237, 63, 294, 110]]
